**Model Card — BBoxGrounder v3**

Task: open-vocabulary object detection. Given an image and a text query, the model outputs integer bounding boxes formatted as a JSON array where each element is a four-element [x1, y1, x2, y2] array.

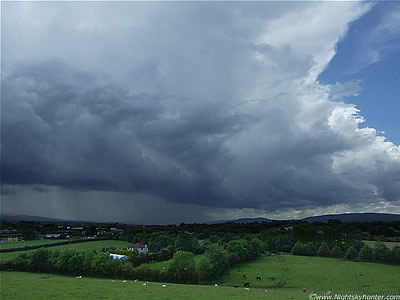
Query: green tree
[[22, 228, 38, 240], [317, 242, 330, 257], [167, 251, 196, 283], [344, 246, 358, 260], [330, 245, 343, 258], [196, 256, 214, 282], [390, 246, 400, 264], [291, 241, 304, 255], [359, 245, 374, 261], [175, 234, 198, 253], [373, 242, 390, 262], [29, 248, 50, 272]]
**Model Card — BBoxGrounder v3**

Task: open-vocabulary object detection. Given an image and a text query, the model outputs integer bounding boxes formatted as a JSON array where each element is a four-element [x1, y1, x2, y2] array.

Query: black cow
[[243, 274, 246, 278], [256, 276, 261, 281], [244, 282, 250, 288], [269, 277, 275, 281]]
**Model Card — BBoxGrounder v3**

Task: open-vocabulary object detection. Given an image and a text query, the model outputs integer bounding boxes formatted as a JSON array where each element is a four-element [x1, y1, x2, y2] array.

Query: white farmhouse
[[127, 242, 149, 254]]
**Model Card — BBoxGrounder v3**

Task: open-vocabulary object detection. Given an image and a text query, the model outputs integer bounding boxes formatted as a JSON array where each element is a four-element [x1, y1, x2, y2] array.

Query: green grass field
[[0, 239, 69, 250], [221, 255, 400, 295], [0, 240, 131, 261], [362, 240, 400, 250], [147, 254, 205, 271], [0, 271, 307, 300], [1, 255, 399, 299]]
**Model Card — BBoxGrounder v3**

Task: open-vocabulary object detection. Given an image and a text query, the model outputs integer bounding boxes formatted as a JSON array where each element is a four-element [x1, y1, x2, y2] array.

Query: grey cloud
[[1, 2, 400, 222]]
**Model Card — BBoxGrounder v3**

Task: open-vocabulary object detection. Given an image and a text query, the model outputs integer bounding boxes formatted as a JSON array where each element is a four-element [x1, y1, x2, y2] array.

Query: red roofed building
[[127, 242, 149, 254]]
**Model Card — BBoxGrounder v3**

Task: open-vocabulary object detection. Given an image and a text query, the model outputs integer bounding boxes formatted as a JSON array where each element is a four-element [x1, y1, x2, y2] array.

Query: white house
[[127, 242, 149, 254], [109, 253, 129, 260]]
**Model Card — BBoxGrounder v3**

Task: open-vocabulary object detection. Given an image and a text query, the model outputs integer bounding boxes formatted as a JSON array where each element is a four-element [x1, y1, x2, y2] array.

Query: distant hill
[[1, 212, 399, 225], [0, 215, 94, 224], [302, 213, 400, 223], [208, 217, 272, 224]]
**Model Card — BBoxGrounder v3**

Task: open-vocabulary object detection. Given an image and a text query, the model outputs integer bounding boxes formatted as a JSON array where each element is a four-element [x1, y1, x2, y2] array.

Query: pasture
[[221, 255, 400, 295], [0, 271, 302, 300], [147, 254, 205, 271], [0, 240, 131, 261], [1, 255, 399, 299], [362, 240, 400, 250], [0, 239, 69, 250]]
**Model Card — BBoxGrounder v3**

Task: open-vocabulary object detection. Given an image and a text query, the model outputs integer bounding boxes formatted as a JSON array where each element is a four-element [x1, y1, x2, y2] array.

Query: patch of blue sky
[[319, 2, 400, 145]]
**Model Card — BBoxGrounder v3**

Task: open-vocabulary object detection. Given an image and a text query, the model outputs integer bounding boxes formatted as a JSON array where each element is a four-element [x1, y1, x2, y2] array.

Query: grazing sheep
[[134, 279, 138, 282], [76, 276, 82, 279], [244, 287, 250, 291], [143, 283, 147, 286], [162, 284, 166, 288], [264, 290, 268, 293], [214, 284, 218, 287], [123, 280, 127, 283]]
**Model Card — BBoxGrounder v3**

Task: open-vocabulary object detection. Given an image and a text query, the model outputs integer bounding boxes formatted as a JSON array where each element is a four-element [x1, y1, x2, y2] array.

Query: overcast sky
[[1, 1, 400, 224]]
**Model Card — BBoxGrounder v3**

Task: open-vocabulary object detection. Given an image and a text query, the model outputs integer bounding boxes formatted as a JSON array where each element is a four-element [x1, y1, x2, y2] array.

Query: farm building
[[109, 254, 129, 260], [127, 242, 149, 254]]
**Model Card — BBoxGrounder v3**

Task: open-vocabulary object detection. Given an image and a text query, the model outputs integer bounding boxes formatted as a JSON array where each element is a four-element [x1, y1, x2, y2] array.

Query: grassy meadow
[[147, 254, 205, 271], [362, 240, 400, 250], [220, 255, 400, 295], [1, 255, 399, 299], [0, 240, 131, 261], [0, 239, 69, 250]]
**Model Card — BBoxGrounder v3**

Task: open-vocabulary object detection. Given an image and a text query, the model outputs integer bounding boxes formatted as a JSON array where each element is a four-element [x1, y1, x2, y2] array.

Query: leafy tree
[[390, 246, 400, 264], [167, 251, 196, 283], [196, 256, 214, 282], [317, 242, 330, 257], [373, 242, 390, 262], [206, 243, 228, 276], [291, 241, 304, 255], [175, 234, 198, 253], [29, 248, 50, 272], [344, 246, 358, 260], [330, 245, 343, 258], [359, 245, 374, 261], [22, 228, 38, 240]]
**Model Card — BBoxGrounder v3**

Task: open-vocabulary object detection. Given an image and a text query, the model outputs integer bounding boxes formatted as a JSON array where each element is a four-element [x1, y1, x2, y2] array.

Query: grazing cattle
[[243, 274, 247, 278], [256, 276, 261, 281], [244, 282, 250, 287], [234, 286, 239, 288], [269, 277, 274, 281], [302, 288, 307, 293]]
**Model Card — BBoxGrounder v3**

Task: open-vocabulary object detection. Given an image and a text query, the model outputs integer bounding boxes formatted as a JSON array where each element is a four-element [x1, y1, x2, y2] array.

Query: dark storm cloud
[[1, 1, 400, 221], [1, 62, 251, 207]]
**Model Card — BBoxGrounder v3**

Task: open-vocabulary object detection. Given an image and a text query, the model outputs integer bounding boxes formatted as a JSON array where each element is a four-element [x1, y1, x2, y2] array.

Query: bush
[[344, 246, 358, 260], [317, 242, 330, 257], [330, 245, 343, 258], [359, 245, 374, 261]]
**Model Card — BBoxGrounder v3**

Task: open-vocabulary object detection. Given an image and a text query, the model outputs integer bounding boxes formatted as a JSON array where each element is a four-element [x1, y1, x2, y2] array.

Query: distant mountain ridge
[[209, 213, 400, 224], [302, 213, 400, 223], [1, 212, 399, 225]]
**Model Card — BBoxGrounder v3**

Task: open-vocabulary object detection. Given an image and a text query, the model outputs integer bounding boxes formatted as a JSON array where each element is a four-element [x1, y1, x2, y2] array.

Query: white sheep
[[162, 284, 166, 288], [143, 283, 147, 286], [244, 287, 250, 291], [214, 284, 218, 287]]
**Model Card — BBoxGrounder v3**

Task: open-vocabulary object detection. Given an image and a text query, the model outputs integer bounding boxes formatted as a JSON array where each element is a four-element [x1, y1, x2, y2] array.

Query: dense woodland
[[1, 219, 399, 283]]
